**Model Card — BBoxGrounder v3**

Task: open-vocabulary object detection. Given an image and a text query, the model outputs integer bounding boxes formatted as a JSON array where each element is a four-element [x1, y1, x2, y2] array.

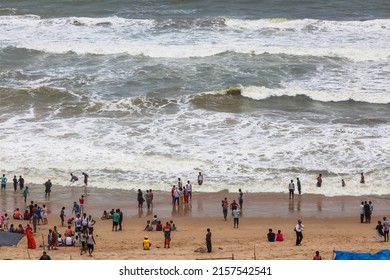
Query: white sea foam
[[1, 15, 389, 61], [240, 86, 390, 104]]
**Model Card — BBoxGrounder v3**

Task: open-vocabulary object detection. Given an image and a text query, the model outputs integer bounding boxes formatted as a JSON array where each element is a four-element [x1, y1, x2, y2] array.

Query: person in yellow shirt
[[143, 236, 151, 250]]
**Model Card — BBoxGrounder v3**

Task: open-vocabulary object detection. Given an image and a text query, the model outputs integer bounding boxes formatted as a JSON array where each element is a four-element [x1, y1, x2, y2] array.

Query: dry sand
[[0, 184, 389, 260]]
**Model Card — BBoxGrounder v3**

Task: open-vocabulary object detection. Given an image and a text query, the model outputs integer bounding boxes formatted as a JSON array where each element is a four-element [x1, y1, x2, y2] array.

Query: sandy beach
[[1, 184, 389, 260]]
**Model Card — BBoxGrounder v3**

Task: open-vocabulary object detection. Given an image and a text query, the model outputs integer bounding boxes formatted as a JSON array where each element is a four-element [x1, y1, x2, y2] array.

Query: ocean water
[[1, 0, 390, 196]]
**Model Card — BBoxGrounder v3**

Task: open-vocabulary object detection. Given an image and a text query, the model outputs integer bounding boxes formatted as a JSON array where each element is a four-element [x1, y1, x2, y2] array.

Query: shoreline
[[1, 184, 389, 219]]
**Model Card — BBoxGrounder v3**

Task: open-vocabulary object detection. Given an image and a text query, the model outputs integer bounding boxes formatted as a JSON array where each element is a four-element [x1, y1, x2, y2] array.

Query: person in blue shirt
[[1, 174, 7, 190]]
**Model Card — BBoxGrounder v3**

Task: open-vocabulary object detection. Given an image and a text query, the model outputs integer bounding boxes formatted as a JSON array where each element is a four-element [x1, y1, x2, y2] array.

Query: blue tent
[[334, 249, 390, 260]]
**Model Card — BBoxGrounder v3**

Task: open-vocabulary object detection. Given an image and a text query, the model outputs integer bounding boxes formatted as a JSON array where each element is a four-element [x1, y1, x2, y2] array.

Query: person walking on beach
[[383, 217, 389, 242], [295, 219, 304, 246], [206, 228, 212, 253], [222, 198, 229, 221], [360, 172, 365, 184], [82, 172, 89, 186], [87, 233, 96, 256], [23, 186, 29, 203], [1, 174, 7, 190], [288, 180, 295, 199], [198, 172, 203, 185], [316, 174, 322, 187], [297, 177, 302, 195], [44, 179, 52, 199], [18, 175, 25, 191], [238, 189, 243, 209], [232, 207, 240, 228], [376, 220, 385, 242]]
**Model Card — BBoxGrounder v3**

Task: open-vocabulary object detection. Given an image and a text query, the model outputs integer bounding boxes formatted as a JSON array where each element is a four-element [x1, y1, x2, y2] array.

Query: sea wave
[[1, 15, 389, 61], [195, 85, 390, 105]]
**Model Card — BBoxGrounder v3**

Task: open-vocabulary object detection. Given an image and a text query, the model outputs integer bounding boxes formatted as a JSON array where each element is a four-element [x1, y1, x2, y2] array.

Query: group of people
[[288, 178, 302, 198], [1, 174, 26, 191], [142, 219, 176, 250], [137, 189, 154, 210], [375, 217, 390, 242], [359, 201, 374, 224], [267, 229, 284, 242]]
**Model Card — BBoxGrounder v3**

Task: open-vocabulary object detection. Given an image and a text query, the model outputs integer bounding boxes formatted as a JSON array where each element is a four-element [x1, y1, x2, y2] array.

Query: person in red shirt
[[79, 195, 85, 215], [313, 251, 322, 260], [13, 208, 23, 219]]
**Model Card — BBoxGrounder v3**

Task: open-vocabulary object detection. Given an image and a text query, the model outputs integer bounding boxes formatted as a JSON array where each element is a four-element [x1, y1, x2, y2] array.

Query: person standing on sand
[[186, 180, 192, 201], [82, 172, 89, 186], [295, 219, 304, 246], [1, 174, 7, 190], [383, 217, 389, 242], [316, 174, 322, 187], [18, 175, 25, 191], [238, 189, 243, 209], [222, 198, 229, 221], [288, 180, 295, 199], [79, 195, 85, 215], [112, 209, 119, 231], [359, 201, 364, 223], [232, 207, 240, 228], [360, 172, 365, 184], [297, 177, 301, 195], [137, 189, 144, 208], [206, 228, 212, 253], [44, 179, 52, 199], [13, 175, 17, 192], [60, 207, 66, 227]]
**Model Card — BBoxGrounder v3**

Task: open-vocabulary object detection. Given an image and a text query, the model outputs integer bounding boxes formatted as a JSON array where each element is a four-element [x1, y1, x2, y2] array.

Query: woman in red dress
[[26, 224, 36, 249]]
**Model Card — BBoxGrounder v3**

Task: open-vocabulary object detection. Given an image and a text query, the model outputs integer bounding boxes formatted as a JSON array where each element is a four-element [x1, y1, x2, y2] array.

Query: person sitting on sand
[[151, 215, 158, 226], [267, 229, 275, 242], [16, 224, 24, 234], [13, 208, 23, 220], [276, 230, 284, 241], [23, 210, 30, 221], [313, 250, 322, 260], [143, 236, 151, 250], [101, 210, 110, 220], [144, 220, 153, 231], [156, 220, 162, 231]]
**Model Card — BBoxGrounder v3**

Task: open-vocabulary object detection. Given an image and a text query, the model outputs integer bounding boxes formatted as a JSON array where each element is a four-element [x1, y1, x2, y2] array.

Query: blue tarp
[[0, 231, 25, 246], [334, 249, 390, 260]]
